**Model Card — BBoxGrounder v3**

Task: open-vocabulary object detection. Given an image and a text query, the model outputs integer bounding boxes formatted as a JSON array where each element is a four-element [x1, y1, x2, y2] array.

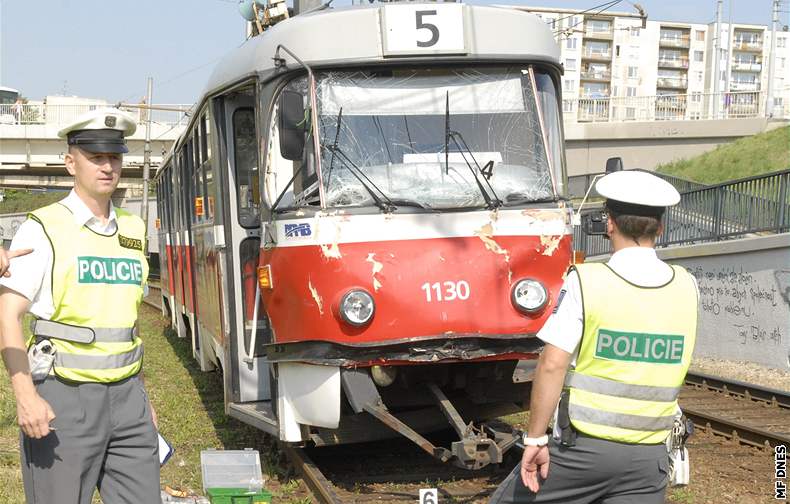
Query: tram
[[154, 2, 573, 469]]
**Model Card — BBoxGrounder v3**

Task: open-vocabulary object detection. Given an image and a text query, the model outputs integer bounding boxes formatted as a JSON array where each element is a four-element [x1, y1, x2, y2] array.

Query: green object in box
[[206, 487, 272, 504]]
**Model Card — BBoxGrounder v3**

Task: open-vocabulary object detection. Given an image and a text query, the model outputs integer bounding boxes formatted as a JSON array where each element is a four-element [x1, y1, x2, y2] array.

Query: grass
[[0, 190, 68, 215], [656, 125, 790, 184], [0, 306, 311, 503]]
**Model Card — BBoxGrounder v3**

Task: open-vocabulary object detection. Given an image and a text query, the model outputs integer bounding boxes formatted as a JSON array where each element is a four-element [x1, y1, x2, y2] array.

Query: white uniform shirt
[[0, 191, 121, 319], [537, 246, 687, 438]]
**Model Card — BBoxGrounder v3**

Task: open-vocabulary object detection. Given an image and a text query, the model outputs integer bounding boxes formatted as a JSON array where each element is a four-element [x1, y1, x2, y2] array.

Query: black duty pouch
[[557, 389, 577, 447]]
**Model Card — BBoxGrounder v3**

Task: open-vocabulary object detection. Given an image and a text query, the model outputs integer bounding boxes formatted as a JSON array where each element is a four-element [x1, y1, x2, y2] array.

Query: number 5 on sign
[[419, 488, 438, 504], [381, 3, 467, 56]]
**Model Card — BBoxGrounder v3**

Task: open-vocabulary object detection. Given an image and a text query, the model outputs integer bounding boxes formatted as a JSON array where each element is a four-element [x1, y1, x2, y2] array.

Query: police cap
[[57, 108, 137, 154], [596, 170, 680, 217]]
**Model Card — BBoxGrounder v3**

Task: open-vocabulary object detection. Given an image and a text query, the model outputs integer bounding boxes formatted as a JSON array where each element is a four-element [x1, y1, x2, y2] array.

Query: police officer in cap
[[490, 170, 698, 504], [0, 108, 160, 504]]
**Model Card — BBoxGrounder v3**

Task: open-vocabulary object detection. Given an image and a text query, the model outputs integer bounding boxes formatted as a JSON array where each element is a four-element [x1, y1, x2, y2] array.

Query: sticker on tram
[[421, 281, 470, 302], [284, 222, 312, 238]]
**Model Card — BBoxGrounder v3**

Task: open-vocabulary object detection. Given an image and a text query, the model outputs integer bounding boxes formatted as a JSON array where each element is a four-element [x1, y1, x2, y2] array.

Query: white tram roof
[[204, 3, 560, 95]]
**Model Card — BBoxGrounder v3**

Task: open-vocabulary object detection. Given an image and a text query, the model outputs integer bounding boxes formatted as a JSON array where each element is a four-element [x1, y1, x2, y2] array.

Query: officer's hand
[[16, 392, 56, 439], [0, 248, 33, 277], [520, 445, 550, 493]]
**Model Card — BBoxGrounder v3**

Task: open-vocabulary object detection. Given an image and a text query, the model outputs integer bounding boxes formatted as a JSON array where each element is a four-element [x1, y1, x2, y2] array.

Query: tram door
[[217, 86, 271, 404], [173, 146, 198, 343]]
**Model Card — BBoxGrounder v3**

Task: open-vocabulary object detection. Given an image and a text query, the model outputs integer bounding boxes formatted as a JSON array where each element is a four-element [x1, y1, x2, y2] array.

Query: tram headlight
[[511, 279, 548, 314], [339, 289, 375, 327]]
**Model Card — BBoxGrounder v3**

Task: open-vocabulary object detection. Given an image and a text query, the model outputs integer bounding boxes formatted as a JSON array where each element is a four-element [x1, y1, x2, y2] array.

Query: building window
[[630, 26, 640, 37], [694, 50, 704, 62], [691, 92, 702, 103], [628, 66, 638, 78], [566, 38, 577, 50], [613, 86, 619, 96], [775, 97, 784, 107], [563, 100, 574, 113], [778, 37, 787, 48], [564, 79, 575, 92], [696, 30, 705, 41], [779, 57, 786, 69], [627, 86, 637, 97], [565, 58, 577, 71], [697, 71, 704, 82], [626, 107, 636, 119]]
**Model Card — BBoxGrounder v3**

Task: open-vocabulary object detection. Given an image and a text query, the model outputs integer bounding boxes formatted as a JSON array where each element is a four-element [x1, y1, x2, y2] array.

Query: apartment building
[[512, 5, 790, 121]]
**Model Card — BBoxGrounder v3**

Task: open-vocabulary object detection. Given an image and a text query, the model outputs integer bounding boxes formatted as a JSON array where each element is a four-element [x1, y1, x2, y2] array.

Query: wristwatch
[[522, 434, 549, 447]]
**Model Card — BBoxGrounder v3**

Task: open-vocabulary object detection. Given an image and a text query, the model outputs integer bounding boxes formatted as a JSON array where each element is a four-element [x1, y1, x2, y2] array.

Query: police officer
[[0, 108, 160, 504], [490, 170, 698, 504]]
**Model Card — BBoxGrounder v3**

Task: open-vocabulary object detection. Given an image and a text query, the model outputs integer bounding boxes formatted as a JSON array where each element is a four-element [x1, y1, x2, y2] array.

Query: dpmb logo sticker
[[77, 256, 143, 285]]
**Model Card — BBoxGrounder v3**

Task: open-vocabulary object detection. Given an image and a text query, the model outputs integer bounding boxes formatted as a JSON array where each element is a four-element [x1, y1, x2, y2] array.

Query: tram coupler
[[427, 382, 515, 470]]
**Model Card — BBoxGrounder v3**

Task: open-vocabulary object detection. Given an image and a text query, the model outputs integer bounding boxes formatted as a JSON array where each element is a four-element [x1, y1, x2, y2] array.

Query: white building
[[511, 5, 790, 122]]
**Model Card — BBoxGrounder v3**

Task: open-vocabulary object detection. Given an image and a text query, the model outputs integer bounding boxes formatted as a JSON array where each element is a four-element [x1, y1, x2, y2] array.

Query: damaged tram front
[[156, 3, 573, 470]]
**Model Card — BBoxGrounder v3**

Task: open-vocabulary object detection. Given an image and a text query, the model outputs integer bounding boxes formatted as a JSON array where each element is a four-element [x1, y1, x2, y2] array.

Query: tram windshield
[[272, 67, 565, 211]]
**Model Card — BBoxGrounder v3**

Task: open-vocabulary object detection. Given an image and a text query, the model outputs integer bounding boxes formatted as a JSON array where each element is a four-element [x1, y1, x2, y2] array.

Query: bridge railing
[[573, 169, 790, 256], [0, 103, 192, 128], [564, 90, 790, 123]]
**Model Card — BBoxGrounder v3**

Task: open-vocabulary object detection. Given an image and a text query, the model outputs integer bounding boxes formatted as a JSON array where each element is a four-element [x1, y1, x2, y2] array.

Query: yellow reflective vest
[[566, 262, 697, 444], [28, 202, 148, 383]]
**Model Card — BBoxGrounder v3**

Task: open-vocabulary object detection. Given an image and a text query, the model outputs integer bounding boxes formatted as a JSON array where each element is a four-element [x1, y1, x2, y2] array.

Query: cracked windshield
[[294, 67, 561, 210]]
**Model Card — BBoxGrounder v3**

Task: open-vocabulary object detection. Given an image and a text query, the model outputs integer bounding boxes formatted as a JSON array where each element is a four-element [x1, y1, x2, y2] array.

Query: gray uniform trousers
[[489, 434, 670, 504], [20, 374, 160, 504]]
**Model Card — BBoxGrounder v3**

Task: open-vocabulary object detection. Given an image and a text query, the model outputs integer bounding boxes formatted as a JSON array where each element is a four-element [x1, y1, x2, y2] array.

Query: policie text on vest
[[77, 256, 144, 286], [596, 329, 684, 364]]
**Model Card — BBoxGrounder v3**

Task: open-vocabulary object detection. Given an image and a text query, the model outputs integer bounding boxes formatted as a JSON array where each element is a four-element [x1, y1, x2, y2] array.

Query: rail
[[572, 169, 790, 256], [681, 371, 790, 449]]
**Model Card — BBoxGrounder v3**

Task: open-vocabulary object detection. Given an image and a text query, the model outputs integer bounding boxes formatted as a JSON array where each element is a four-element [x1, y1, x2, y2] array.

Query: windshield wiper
[[442, 93, 501, 210], [447, 131, 502, 210], [322, 144, 395, 213], [387, 198, 438, 212], [502, 193, 557, 207], [325, 107, 343, 189]]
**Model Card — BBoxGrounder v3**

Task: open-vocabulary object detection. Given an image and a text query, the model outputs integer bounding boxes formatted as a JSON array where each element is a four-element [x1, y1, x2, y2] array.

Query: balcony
[[733, 40, 763, 51], [580, 70, 612, 81], [583, 49, 612, 61], [659, 37, 690, 49], [583, 28, 613, 40], [731, 61, 762, 72], [657, 77, 688, 89], [730, 81, 760, 92], [658, 58, 689, 69]]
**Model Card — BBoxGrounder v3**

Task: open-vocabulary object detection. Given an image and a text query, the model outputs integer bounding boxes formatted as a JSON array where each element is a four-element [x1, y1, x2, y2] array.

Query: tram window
[[534, 72, 567, 197], [240, 237, 269, 357], [200, 111, 213, 223], [233, 108, 260, 227]]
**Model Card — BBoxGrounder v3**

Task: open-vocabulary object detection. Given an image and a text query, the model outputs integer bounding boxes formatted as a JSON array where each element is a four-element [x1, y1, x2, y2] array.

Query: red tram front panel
[[260, 207, 571, 350]]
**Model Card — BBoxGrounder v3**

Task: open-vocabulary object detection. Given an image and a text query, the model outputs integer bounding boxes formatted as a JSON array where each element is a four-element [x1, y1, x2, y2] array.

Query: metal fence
[[567, 170, 707, 199], [573, 169, 790, 257], [0, 103, 192, 128], [564, 90, 790, 123]]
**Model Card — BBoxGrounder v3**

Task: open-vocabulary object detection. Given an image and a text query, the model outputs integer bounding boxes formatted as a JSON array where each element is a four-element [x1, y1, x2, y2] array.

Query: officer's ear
[[64, 147, 77, 176]]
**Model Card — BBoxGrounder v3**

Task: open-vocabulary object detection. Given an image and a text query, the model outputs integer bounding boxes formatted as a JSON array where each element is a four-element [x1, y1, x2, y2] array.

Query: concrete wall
[[564, 116, 785, 175], [658, 234, 790, 370]]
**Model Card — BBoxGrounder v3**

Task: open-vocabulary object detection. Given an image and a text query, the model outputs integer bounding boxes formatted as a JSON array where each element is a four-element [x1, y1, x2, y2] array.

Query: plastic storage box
[[201, 449, 269, 504], [205, 488, 271, 504]]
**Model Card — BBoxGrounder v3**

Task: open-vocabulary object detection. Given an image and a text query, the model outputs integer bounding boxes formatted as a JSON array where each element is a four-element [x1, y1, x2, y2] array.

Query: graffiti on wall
[[687, 264, 790, 367]]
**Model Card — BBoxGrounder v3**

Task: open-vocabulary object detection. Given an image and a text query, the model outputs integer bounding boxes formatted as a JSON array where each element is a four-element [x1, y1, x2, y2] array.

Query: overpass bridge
[[0, 102, 188, 196]]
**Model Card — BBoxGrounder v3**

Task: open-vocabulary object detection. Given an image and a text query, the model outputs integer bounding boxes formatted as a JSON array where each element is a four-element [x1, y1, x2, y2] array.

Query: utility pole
[[713, 0, 723, 118], [766, 0, 780, 117], [141, 77, 153, 247]]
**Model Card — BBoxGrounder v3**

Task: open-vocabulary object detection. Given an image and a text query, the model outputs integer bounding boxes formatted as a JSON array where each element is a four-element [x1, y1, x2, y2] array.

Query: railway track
[[680, 371, 790, 449]]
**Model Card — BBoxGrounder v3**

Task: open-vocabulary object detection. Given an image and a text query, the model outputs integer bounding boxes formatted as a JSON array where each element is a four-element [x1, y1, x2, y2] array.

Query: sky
[[2, 0, 788, 105]]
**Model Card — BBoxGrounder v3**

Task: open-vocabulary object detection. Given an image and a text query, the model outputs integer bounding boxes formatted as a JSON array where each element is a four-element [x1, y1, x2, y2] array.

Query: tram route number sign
[[381, 3, 467, 57]]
